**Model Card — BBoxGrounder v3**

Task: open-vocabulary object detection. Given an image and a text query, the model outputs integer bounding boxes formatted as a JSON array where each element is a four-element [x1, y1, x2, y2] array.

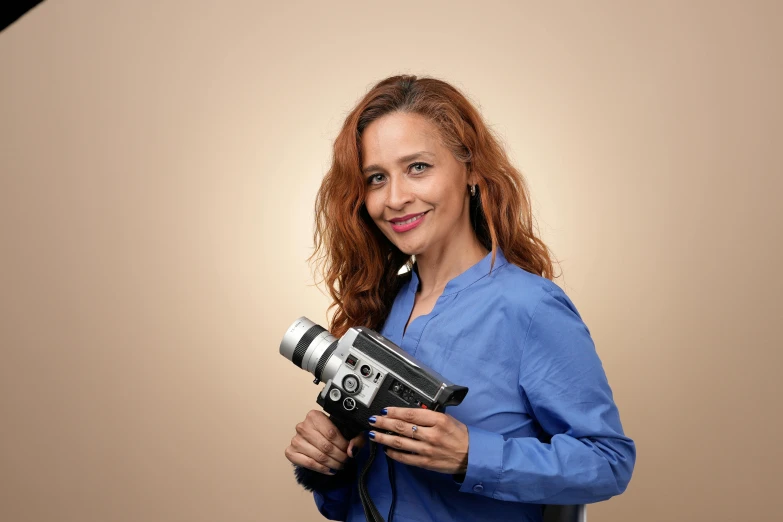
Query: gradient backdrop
[[1, 1, 781, 521]]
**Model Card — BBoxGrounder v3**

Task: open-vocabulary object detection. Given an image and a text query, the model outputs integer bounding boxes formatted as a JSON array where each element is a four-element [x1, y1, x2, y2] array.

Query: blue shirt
[[314, 249, 635, 521]]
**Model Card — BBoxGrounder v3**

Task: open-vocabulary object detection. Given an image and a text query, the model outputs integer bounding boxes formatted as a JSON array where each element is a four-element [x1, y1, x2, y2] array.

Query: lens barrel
[[280, 317, 339, 381]]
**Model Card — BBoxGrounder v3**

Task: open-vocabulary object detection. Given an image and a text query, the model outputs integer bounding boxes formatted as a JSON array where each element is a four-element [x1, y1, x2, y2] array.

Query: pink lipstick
[[389, 212, 427, 233]]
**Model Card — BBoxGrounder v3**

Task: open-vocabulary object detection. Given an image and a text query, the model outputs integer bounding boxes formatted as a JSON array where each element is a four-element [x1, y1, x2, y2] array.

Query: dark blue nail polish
[[368, 416, 377, 424], [329, 468, 337, 474], [368, 431, 376, 439], [350, 447, 356, 457], [381, 408, 388, 415]]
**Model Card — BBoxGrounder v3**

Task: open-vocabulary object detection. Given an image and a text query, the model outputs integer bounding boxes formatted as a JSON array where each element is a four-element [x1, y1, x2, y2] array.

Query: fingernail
[[368, 416, 377, 424], [350, 447, 356, 457], [368, 431, 376, 439], [381, 408, 388, 415], [329, 468, 337, 474]]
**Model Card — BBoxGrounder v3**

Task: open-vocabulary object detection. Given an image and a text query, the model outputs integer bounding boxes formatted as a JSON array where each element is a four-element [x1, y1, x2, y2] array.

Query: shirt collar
[[408, 248, 508, 297]]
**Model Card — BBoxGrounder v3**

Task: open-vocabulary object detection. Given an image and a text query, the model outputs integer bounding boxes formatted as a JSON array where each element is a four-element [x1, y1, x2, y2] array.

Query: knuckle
[[326, 427, 338, 440], [320, 441, 334, 454], [295, 423, 305, 435], [392, 437, 404, 449], [284, 448, 298, 463], [393, 420, 407, 432], [315, 451, 329, 464], [403, 410, 416, 422]]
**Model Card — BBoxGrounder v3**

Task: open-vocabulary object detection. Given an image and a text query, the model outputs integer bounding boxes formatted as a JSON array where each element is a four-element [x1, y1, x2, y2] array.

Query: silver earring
[[470, 184, 477, 197]]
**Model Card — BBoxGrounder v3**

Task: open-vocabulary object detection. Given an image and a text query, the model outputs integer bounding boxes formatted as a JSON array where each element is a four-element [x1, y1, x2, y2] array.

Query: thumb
[[347, 432, 367, 458]]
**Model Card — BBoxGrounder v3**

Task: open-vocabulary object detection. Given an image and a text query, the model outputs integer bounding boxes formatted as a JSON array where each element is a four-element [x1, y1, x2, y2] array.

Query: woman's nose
[[387, 177, 414, 209]]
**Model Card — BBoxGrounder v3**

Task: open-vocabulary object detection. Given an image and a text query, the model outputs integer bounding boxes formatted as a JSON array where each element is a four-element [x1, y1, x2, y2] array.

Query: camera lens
[[280, 317, 340, 383], [360, 364, 372, 378]]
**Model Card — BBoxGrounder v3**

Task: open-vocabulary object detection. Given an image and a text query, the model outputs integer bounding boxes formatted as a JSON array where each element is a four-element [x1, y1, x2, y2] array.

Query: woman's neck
[[414, 235, 488, 299]]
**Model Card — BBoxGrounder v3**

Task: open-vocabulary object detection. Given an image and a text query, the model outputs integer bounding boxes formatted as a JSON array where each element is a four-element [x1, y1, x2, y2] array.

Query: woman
[[284, 75, 635, 522]]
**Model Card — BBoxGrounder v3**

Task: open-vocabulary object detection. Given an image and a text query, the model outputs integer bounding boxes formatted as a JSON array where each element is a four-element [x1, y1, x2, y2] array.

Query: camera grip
[[329, 414, 363, 440], [316, 390, 366, 440]]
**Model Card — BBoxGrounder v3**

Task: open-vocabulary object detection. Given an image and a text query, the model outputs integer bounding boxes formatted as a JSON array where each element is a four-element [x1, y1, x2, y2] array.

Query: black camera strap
[[358, 441, 384, 521], [358, 441, 398, 522], [386, 451, 397, 522]]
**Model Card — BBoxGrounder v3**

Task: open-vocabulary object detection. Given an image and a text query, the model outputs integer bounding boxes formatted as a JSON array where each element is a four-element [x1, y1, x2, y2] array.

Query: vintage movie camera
[[280, 317, 468, 438]]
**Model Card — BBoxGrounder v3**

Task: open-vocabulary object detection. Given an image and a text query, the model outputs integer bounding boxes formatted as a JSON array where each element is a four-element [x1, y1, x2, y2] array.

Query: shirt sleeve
[[294, 463, 356, 520], [313, 486, 353, 520], [457, 286, 636, 504]]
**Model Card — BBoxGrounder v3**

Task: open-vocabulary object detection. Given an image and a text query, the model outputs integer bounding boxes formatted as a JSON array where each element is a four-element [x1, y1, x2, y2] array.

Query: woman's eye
[[410, 162, 431, 174], [367, 174, 385, 185]]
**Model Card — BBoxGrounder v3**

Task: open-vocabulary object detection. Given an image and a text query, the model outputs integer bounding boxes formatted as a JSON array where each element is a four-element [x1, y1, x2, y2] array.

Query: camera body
[[280, 317, 468, 438]]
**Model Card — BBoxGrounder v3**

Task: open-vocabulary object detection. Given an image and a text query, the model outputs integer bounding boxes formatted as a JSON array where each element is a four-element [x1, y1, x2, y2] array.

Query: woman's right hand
[[284, 410, 365, 475]]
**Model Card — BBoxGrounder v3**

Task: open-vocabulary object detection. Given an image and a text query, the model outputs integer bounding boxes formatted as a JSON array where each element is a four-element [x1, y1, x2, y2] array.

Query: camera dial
[[342, 374, 361, 394]]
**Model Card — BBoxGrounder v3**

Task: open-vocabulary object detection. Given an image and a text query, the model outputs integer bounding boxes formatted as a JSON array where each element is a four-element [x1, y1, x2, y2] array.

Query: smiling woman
[[361, 112, 487, 295], [284, 75, 635, 522], [311, 76, 555, 339]]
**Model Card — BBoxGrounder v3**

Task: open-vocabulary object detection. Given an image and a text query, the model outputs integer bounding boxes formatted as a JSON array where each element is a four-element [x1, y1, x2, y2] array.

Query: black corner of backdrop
[[1, 0, 46, 34]]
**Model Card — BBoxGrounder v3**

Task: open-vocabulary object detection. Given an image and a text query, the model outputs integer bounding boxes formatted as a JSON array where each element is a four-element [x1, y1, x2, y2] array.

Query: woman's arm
[[299, 464, 356, 521], [458, 286, 636, 504], [372, 286, 635, 504]]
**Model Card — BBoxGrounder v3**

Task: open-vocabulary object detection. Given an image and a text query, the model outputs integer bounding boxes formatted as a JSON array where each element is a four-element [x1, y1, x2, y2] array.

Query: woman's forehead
[[361, 113, 444, 164]]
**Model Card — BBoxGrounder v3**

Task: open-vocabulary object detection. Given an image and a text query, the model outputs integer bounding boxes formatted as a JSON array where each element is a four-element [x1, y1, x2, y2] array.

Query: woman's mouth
[[389, 212, 427, 233]]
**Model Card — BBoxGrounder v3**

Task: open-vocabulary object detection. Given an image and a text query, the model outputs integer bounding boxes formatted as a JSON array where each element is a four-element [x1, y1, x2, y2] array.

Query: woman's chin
[[389, 240, 424, 257]]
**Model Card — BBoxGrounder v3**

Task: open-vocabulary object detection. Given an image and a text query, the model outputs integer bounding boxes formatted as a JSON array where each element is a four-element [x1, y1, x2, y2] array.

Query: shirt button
[[472, 483, 484, 493]]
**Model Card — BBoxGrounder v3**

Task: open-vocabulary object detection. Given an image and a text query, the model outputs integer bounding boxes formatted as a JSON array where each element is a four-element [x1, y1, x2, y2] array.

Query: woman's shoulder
[[491, 261, 565, 299], [488, 261, 581, 319]]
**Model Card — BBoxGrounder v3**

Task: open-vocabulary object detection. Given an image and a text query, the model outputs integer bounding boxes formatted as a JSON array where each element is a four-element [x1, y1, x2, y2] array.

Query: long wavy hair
[[312, 75, 556, 337]]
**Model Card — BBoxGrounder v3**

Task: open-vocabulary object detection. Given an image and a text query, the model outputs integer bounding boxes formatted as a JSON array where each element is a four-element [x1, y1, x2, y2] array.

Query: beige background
[[1, 1, 781, 521]]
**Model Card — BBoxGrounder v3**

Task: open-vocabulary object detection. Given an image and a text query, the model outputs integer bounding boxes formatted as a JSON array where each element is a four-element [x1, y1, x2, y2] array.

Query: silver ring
[[411, 425, 418, 433]]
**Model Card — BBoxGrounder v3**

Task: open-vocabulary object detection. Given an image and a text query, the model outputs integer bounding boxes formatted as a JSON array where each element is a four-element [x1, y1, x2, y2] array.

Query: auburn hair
[[312, 75, 555, 337]]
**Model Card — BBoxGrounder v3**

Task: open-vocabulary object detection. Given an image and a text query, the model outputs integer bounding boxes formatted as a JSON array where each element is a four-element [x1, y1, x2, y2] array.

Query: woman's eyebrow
[[362, 151, 435, 174]]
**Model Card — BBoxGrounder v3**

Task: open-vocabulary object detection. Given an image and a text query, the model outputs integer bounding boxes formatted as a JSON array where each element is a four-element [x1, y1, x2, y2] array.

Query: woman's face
[[361, 111, 474, 258]]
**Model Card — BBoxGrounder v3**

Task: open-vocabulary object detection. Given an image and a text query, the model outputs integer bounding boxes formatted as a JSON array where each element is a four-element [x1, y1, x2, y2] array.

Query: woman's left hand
[[368, 406, 469, 475]]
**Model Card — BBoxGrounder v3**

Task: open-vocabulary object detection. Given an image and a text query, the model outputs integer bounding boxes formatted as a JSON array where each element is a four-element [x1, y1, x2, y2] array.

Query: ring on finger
[[411, 425, 418, 433]]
